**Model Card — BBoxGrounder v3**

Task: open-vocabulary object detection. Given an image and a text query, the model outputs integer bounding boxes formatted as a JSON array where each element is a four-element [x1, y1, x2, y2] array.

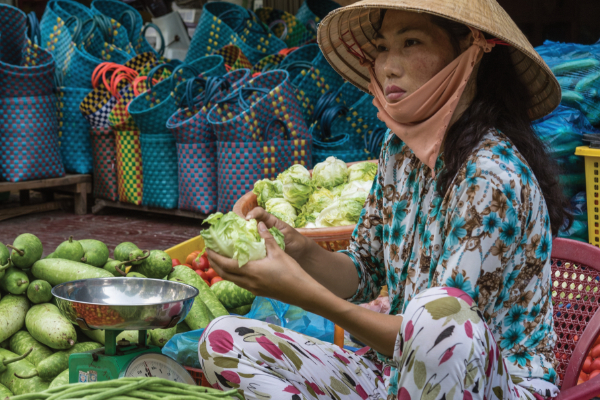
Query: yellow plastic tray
[[165, 235, 205, 262], [575, 146, 600, 247]]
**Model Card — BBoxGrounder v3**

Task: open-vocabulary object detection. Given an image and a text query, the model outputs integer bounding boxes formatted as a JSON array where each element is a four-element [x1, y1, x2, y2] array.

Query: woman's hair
[[375, 11, 572, 235]]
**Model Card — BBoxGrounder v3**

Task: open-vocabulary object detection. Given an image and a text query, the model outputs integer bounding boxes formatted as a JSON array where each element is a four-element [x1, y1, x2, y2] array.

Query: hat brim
[[317, 1, 561, 121]]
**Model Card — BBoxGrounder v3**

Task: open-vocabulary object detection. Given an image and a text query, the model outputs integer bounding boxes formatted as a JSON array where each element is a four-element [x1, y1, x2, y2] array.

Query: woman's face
[[373, 10, 465, 103]]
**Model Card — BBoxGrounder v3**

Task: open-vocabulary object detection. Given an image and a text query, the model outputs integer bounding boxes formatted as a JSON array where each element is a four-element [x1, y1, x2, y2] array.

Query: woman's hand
[[245, 207, 310, 262], [206, 221, 320, 308]]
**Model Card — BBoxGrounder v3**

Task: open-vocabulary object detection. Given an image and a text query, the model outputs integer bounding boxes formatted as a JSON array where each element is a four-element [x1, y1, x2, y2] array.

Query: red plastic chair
[[332, 238, 600, 399], [552, 238, 600, 400]]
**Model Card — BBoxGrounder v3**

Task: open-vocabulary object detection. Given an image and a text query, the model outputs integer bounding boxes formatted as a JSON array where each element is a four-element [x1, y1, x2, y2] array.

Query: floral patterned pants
[[199, 287, 556, 400]]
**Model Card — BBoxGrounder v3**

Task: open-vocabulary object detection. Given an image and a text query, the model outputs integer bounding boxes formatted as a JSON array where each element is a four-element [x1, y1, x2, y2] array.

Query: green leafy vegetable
[[348, 162, 378, 182], [312, 157, 348, 189], [315, 193, 367, 228], [253, 179, 283, 208], [265, 198, 297, 227], [277, 165, 313, 209], [296, 188, 334, 228], [340, 180, 373, 197], [200, 212, 285, 267], [269, 227, 285, 250]]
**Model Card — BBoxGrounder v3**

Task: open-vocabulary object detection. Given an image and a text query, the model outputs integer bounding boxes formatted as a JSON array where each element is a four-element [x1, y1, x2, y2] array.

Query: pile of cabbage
[[253, 157, 378, 228]]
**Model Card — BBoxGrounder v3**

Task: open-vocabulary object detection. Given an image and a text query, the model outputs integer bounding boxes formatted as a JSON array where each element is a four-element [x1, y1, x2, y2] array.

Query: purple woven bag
[[207, 70, 309, 143], [217, 119, 312, 212], [167, 69, 251, 143], [0, 95, 65, 182], [176, 142, 218, 214]]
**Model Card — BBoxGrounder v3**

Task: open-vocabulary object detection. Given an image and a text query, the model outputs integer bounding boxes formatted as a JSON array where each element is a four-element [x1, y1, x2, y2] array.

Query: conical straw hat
[[317, 0, 561, 121]]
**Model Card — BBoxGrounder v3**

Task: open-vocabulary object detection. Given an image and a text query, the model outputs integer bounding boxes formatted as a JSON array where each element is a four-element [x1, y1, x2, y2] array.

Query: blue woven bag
[[295, 0, 340, 29], [57, 87, 94, 174], [279, 43, 319, 85], [177, 142, 218, 214], [128, 56, 226, 135], [40, 0, 93, 74], [208, 70, 309, 143], [140, 133, 179, 209], [0, 94, 65, 182], [217, 118, 312, 212], [255, 7, 316, 48], [0, 3, 27, 66], [186, 2, 287, 65], [167, 69, 251, 144]]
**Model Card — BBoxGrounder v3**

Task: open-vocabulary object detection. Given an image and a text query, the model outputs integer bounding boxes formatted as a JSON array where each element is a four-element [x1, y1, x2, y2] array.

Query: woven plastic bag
[[295, 0, 340, 31], [186, 2, 286, 65], [140, 133, 178, 209], [208, 70, 310, 143], [57, 87, 94, 174], [90, 126, 119, 201], [252, 53, 285, 75], [213, 45, 252, 71], [217, 119, 312, 212], [255, 7, 316, 48], [177, 142, 218, 213]]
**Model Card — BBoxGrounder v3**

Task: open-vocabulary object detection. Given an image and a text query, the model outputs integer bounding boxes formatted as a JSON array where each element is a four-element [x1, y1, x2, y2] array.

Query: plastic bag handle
[[146, 63, 174, 89], [364, 127, 387, 156], [263, 118, 289, 141], [27, 12, 41, 47], [320, 105, 348, 141], [171, 63, 201, 91], [118, 10, 137, 40], [132, 75, 153, 97], [268, 19, 288, 41], [142, 23, 165, 57]]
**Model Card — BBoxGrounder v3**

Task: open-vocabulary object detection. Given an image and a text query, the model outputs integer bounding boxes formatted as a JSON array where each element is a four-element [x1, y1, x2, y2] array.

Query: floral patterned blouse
[[341, 129, 557, 389]]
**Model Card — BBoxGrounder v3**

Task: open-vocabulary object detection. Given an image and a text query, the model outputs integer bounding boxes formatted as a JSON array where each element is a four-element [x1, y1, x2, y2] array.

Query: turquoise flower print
[[502, 183, 516, 203], [472, 285, 480, 303], [482, 212, 501, 234], [501, 325, 526, 350], [388, 135, 404, 154], [445, 274, 474, 297], [524, 331, 545, 348], [504, 270, 520, 289], [465, 161, 478, 186], [447, 216, 467, 247], [388, 266, 400, 288], [390, 221, 406, 246], [375, 224, 383, 242], [527, 304, 541, 321], [421, 230, 432, 249], [429, 197, 443, 221], [417, 210, 426, 237], [515, 235, 528, 255], [393, 200, 408, 222], [441, 242, 452, 262], [494, 288, 509, 311], [508, 351, 533, 367], [536, 233, 551, 261], [544, 368, 557, 383], [492, 144, 518, 164], [516, 162, 533, 185], [383, 224, 391, 243], [500, 218, 520, 246], [505, 305, 527, 327]]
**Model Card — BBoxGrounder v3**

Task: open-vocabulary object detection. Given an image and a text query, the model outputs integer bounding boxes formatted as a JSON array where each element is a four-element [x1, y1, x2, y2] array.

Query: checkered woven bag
[[255, 7, 316, 48], [0, 94, 65, 182], [140, 133, 178, 209], [278, 43, 319, 85], [186, 2, 286, 66], [295, 0, 340, 29], [128, 56, 227, 135], [177, 142, 218, 214], [217, 118, 312, 212], [40, 0, 93, 74], [213, 45, 252, 71], [167, 69, 251, 143], [114, 129, 143, 205], [90, 126, 119, 201], [57, 87, 94, 174], [207, 70, 310, 143], [252, 53, 285, 75], [0, 4, 28, 66]]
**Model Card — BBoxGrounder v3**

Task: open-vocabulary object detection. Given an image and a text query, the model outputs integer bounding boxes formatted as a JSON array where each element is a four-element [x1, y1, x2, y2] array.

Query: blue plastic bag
[[162, 297, 335, 368], [559, 191, 588, 242]]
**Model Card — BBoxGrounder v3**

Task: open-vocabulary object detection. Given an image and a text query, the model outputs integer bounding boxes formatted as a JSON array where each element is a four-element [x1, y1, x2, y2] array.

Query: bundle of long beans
[[4, 378, 243, 400]]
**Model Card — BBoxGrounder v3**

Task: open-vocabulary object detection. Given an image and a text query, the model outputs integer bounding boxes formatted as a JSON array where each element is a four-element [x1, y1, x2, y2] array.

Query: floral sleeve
[[339, 164, 386, 304]]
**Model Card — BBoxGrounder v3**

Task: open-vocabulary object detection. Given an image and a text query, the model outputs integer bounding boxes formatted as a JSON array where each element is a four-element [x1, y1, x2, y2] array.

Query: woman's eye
[[376, 45, 388, 52], [405, 39, 419, 48]]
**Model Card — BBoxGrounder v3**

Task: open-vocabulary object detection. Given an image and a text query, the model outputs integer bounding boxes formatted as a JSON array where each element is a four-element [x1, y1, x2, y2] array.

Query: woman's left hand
[[205, 221, 321, 309]]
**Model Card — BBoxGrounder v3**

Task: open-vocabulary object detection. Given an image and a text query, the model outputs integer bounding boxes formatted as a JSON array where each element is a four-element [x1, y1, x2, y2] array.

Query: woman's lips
[[385, 85, 406, 101]]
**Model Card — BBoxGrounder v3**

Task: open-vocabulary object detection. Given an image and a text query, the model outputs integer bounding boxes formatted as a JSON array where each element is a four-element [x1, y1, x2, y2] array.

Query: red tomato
[[211, 276, 223, 285], [195, 269, 208, 280], [205, 268, 219, 280], [592, 344, 600, 359], [199, 254, 210, 271], [192, 255, 210, 271], [594, 335, 600, 348], [171, 258, 181, 267], [590, 370, 600, 380], [182, 263, 193, 269], [580, 370, 589, 382], [583, 357, 593, 374], [591, 358, 600, 372], [204, 279, 211, 287], [574, 335, 579, 342], [186, 251, 201, 266]]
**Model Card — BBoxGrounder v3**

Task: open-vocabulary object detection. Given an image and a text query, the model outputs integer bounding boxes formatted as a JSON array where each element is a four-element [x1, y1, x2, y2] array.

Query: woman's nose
[[382, 50, 404, 79]]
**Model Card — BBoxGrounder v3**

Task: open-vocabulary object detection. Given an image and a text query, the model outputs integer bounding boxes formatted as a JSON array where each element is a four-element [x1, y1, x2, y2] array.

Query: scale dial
[[120, 353, 196, 385]]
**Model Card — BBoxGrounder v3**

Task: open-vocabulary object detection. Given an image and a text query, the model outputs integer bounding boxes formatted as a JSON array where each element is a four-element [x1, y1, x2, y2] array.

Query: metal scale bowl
[[52, 278, 199, 384]]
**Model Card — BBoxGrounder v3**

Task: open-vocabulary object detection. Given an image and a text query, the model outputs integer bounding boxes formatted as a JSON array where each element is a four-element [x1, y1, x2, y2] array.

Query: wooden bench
[[0, 174, 92, 221]]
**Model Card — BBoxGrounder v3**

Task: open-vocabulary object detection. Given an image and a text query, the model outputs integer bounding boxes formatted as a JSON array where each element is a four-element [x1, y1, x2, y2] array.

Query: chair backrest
[[551, 237, 600, 389]]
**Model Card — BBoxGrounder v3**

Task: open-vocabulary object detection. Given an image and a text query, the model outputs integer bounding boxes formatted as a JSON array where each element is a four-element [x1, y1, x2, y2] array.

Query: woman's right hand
[[245, 207, 311, 262]]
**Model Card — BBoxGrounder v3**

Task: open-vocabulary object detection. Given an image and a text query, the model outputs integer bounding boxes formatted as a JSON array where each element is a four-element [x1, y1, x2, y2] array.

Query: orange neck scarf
[[367, 28, 498, 174]]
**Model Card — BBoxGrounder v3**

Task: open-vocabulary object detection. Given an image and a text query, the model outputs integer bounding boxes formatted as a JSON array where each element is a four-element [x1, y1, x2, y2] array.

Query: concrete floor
[[0, 208, 202, 257]]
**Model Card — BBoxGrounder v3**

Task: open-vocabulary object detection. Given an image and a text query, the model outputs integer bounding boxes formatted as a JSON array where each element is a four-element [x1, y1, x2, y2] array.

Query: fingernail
[[246, 214, 252, 220], [258, 222, 267, 231]]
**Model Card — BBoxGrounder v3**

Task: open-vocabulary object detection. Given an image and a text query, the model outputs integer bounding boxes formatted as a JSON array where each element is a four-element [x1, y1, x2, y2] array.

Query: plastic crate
[[575, 146, 600, 247], [165, 236, 205, 262], [184, 366, 212, 387]]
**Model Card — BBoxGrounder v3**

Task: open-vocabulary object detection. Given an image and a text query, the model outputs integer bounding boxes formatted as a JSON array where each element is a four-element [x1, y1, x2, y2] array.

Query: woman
[[201, 0, 571, 398]]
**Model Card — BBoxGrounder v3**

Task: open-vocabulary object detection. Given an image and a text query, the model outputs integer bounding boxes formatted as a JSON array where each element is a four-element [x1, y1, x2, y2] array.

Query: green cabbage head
[[277, 164, 313, 209], [348, 162, 378, 182], [315, 193, 367, 227], [200, 212, 285, 267], [312, 157, 348, 189], [253, 179, 283, 208], [266, 198, 297, 227]]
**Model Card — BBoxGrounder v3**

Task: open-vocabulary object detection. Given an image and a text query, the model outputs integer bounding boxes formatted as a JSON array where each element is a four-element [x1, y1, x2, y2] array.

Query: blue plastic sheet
[[162, 297, 335, 368], [559, 191, 588, 242]]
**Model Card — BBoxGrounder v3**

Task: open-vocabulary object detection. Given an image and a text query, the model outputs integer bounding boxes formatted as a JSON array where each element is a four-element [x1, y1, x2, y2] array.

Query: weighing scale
[[52, 278, 199, 384]]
